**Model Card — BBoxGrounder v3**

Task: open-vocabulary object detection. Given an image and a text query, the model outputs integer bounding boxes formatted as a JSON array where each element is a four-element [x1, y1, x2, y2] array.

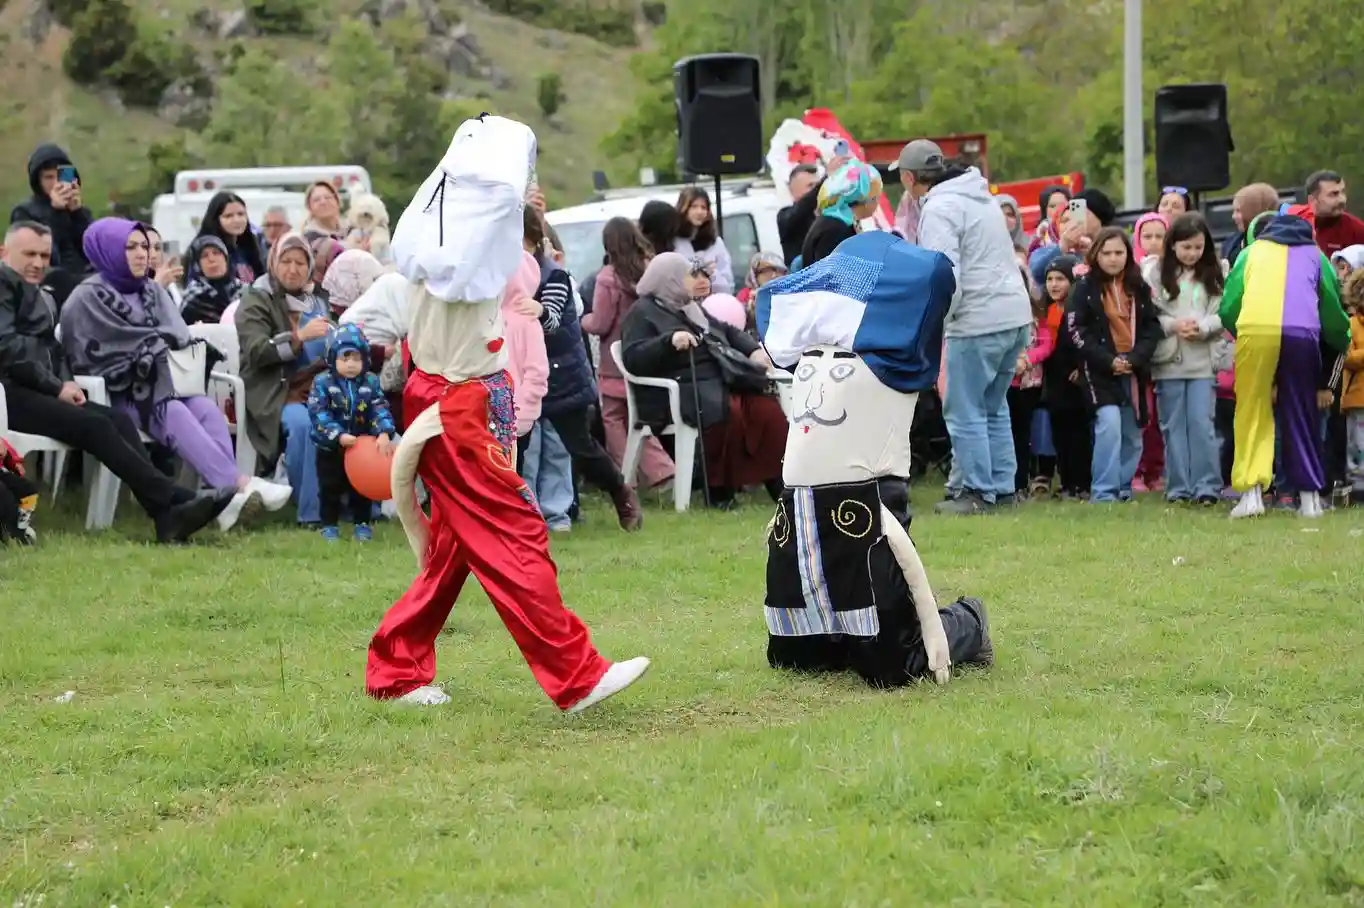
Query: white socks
[[1298, 490, 1323, 519], [1230, 485, 1265, 519]]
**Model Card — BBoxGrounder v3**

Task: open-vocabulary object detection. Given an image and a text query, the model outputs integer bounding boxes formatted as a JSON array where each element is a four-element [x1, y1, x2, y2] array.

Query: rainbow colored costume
[[1219, 215, 1349, 497]]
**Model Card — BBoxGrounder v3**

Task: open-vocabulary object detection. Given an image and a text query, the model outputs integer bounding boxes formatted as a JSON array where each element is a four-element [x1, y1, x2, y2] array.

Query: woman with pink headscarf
[[1133, 212, 1169, 263]]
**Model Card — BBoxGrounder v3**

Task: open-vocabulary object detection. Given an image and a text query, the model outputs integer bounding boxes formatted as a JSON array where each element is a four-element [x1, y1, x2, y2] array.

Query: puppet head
[[783, 344, 919, 487]]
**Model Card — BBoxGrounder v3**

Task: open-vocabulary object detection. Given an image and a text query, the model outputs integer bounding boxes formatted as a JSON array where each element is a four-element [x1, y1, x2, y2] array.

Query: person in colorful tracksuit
[[363, 114, 650, 713], [1219, 212, 1351, 518], [307, 323, 396, 542]]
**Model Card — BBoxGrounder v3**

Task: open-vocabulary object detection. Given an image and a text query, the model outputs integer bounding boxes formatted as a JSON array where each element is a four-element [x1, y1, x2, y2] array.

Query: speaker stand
[[712, 173, 724, 238]]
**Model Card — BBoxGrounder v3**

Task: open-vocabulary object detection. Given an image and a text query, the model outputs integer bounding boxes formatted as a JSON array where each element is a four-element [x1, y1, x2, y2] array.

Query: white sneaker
[[567, 657, 650, 715], [216, 489, 263, 531], [248, 476, 293, 511], [1298, 490, 1323, 519], [396, 685, 451, 706], [1230, 485, 1265, 520]]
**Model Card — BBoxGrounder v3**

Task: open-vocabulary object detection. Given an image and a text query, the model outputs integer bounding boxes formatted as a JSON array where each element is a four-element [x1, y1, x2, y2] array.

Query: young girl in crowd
[[1009, 265, 1054, 494], [738, 252, 787, 333], [1331, 245, 1364, 282], [1041, 255, 1091, 498], [674, 187, 734, 294], [1133, 212, 1168, 262], [1157, 187, 1190, 219], [1145, 212, 1226, 504], [1027, 185, 1072, 258], [1340, 270, 1364, 503], [191, 191, 267, 284], [1067, 228, 1164, 502]]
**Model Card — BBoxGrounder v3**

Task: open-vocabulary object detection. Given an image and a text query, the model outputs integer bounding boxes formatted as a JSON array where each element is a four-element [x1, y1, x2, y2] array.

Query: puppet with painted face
[[756, 231, 993, 687]]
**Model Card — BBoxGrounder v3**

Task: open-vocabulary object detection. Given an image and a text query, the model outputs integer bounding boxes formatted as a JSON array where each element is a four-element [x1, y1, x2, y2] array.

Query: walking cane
[[687, 344, 711, 508]]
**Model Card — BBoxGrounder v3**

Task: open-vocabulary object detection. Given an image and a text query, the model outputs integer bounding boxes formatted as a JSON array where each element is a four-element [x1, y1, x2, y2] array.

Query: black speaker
[[673, 54, 763, 176], [1154, 83, 1234, 193]]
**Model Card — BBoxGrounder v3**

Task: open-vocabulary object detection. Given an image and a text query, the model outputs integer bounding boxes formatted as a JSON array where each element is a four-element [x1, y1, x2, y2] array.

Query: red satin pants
[[365, 369, 610, 709]]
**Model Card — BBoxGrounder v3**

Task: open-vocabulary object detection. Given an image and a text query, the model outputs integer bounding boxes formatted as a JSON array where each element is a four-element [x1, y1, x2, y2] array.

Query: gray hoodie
[[1141, 258, 1226, 380], [917, 169, 1033, 339]]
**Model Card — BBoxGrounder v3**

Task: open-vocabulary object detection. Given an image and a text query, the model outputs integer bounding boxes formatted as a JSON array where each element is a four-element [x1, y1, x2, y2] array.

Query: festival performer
[[365, 115, 650, 711], [756, 231, 993, 686], [1220, 212, 1351, 519]]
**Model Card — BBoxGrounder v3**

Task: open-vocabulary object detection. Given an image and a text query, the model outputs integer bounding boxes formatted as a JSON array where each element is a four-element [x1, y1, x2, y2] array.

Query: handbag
[[168, 341, 208, 397], [700, 331, 771, 394]]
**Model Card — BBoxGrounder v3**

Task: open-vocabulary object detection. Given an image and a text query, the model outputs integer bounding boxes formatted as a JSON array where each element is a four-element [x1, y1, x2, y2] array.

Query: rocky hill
[[0, 0, 646, 217]]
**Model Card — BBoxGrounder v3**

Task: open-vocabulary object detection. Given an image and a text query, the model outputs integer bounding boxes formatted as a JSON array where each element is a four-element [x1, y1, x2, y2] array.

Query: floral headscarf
[[816, 160, 883, 226], [745, 251, 787, 290], [322, 249, 386, 310]]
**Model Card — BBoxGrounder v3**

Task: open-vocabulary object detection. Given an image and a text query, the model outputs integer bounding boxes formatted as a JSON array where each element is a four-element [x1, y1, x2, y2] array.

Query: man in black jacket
[[9, 143, 94, 274], [776, 164, 824, 267], [0, 222, 230, 542]]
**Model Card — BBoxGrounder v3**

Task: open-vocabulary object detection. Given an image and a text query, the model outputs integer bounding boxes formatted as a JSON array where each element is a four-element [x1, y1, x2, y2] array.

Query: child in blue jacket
[[307, 324, 396, 541]]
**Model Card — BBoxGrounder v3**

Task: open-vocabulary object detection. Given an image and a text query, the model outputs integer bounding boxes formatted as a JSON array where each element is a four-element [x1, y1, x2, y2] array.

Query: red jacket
[[1315, 211, 1364, 258], [1, 438, 24, 476]]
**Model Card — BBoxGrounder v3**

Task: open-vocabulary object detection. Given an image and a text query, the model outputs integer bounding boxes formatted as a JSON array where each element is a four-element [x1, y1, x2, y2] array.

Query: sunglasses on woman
[[1161, 186, 1189, 196], [688, 260, 712, 277]]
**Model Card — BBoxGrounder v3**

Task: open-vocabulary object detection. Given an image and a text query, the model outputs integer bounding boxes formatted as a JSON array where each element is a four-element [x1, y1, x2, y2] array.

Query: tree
[[199, 48, 346, 167], [537, 73, 566, 119], [62, 0, 139, 87], [245, 0, 318, 36]]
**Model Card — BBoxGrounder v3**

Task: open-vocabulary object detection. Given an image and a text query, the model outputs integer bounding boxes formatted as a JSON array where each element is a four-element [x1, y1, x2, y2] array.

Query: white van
[[545, 179, 787, 290], [151, 166, 373, 257]]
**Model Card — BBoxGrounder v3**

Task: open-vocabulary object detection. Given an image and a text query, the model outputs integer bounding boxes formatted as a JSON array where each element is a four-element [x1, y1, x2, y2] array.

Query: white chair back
[[190, 323, 240, 375]]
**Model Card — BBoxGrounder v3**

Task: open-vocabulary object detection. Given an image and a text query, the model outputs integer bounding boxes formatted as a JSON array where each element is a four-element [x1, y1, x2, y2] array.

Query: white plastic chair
[[187, 323, 257, 477], [0, 378, 120, 530], [611, 340, 698, 512]]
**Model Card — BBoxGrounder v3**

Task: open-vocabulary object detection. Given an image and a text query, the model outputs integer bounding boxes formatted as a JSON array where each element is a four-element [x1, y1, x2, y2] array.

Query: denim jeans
[[1156, 378, 1221, 500], [282, 403, 321, 524], [522, 418, 575, 529], [1091, 396, 1144, 502], [943, 326, 1030, 503]]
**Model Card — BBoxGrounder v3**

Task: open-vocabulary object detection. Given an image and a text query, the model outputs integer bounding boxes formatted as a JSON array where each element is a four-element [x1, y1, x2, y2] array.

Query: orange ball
[[344, 436, 394, 501]]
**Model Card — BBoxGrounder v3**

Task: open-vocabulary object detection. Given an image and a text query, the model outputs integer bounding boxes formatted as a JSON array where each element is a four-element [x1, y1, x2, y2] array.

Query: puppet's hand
[[924, 620, 952, 685]]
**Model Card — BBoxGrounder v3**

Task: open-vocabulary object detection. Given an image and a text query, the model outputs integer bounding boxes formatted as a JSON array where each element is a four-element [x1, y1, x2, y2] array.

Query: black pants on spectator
[[316, 447, 374, 526], [546, 407, 625, 495], [1325, 401, 1347, 489], [0, 471, 38, 540], [1008, 387, 1041, 492], [1048, 405, 1092, 495], [515, 432, 532, 477], [1215, 396, 1236, 486], [1, 382, 183, 516]]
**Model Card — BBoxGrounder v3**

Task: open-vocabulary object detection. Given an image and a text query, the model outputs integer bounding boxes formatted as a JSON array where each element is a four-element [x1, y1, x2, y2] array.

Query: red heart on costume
[[486, 338, 505, 353]]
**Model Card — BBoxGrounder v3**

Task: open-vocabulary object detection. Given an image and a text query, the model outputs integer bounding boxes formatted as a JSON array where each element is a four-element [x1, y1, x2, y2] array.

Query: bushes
[[536, 72, 565, 118], [62, 0, 210, 110], [245, 0, 319, 35], [482, 0, 635, 47]]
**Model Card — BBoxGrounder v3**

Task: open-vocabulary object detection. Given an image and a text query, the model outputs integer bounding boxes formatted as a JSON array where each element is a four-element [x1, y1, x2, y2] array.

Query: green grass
[[4, 487, 1364, 906]]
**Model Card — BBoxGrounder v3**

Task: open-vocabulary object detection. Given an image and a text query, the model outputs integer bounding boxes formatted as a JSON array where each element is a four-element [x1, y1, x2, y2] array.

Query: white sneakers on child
[[397, 685, 453, 706]]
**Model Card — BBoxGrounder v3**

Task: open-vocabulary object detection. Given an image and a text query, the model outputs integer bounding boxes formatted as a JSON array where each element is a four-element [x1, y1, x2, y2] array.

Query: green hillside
[[0, 0, 643, 218]]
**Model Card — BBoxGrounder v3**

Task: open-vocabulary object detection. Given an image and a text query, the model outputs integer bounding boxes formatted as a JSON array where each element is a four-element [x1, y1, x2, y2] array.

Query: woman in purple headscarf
[[59, 218, 292, 530]]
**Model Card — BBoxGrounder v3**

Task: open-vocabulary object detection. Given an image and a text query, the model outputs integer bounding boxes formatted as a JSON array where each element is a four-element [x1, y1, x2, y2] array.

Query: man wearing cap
[[892, 139, 1033, 514]]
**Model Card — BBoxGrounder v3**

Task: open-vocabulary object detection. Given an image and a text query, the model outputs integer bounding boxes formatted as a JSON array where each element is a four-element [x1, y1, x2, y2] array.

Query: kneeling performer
[[756, 231, 993, 686]]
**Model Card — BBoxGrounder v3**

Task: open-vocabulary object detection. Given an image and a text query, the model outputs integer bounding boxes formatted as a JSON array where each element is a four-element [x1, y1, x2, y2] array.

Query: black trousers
[[546, 407, 624, 495], [1215, 396, 1236, 486], [0, 471, 38, 540], [1008, 387, 1041, 491], [316, 447, 374, 526], [1, 382, 179, 516], [1048, 404, 1093, 495], [515, 431, 532, 478]]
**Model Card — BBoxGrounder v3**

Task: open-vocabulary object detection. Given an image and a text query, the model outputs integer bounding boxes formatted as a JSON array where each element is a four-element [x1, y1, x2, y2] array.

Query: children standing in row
[[1145, 213, 1227, 504]]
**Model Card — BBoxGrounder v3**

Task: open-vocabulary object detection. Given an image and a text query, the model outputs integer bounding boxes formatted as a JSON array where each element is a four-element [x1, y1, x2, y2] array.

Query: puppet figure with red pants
[[365, 114, 651, 711]]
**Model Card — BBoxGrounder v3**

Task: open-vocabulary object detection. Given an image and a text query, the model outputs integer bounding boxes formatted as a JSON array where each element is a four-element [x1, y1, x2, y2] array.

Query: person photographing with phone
[[9, 144, 93, 275]]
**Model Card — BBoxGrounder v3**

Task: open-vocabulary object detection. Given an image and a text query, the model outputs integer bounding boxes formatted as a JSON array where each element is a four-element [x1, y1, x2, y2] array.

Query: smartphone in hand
[[57, 166, 77, 184]]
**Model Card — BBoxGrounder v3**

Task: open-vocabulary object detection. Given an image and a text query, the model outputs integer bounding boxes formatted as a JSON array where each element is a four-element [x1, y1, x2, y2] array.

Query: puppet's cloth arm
[[880, 503, 952, 684]]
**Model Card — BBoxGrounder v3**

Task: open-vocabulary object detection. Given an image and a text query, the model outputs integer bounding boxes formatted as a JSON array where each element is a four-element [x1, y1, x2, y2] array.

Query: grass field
[[3, 488, 1364, 906]]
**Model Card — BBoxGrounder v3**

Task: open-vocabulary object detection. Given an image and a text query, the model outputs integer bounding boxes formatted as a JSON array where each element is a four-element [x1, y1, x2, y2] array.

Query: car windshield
[[551, 220, 608, 282]]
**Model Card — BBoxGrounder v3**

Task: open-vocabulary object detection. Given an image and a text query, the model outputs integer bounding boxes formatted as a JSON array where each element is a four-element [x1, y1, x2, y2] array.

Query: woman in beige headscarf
[[619, 251, 788, 509]]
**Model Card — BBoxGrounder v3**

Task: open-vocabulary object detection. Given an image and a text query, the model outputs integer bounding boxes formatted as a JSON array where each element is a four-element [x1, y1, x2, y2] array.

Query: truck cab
[[151, 166, 373, 257]]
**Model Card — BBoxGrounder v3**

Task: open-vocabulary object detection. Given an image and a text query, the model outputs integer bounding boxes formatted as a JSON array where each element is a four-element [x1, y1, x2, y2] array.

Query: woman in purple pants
[[60, 218, 292, 530]]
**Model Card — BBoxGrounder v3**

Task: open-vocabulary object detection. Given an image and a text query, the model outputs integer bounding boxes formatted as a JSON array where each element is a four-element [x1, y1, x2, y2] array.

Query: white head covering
[[1331, 244, 1364, 272], [390, 115, 536, 303]]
